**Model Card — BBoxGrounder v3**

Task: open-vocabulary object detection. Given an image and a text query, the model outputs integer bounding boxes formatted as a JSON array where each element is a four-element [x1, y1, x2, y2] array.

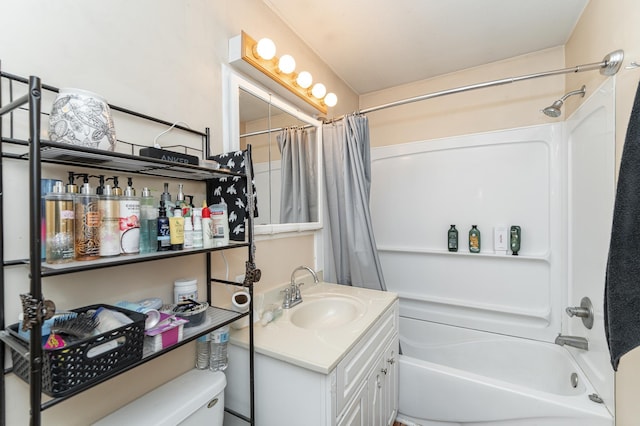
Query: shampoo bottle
[[170, 207, 185, 250], [447, 225, 458, 252], [157, 201, 171, 251], [469, 225, 481, 253]]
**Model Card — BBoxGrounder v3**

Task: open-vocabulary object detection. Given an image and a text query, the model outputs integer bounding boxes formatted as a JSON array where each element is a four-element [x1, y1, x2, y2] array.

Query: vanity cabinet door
[[336, 304, 397, 414], [381, 340, 399, 426], [337, 381, 369, 426]]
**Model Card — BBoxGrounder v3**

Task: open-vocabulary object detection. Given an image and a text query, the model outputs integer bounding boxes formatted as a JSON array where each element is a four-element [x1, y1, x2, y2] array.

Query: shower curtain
[[277, 127, 318, 223], [322, 114, 386, 291]]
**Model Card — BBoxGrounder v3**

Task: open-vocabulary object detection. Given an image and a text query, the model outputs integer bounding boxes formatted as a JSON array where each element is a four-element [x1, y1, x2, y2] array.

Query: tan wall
[[566, 1, 640, 424]]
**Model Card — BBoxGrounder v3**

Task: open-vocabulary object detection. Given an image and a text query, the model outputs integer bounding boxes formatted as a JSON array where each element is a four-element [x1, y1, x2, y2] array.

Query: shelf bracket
[[19, 293, 55, 331]]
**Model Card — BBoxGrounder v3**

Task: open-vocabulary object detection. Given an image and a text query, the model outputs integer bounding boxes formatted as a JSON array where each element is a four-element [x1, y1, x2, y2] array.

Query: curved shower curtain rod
[[327, 49, 624, 121]]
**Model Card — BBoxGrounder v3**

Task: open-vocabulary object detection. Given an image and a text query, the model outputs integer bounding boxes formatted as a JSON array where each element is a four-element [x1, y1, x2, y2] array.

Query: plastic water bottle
[[195, 334, 210, 370], [209, 325, 229, 371]]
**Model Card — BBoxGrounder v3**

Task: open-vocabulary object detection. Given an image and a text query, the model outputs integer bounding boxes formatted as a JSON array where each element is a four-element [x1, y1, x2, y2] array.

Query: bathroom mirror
[[223, 67, 323, 234]]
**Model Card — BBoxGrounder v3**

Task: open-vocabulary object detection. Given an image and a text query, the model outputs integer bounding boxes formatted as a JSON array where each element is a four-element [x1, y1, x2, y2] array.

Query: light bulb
[[278, 54, 296, 74], [255, 38, 276, 60], [296, 71, 313, 89], [324, 92, 338, 107], [311, 83, 326, 99]]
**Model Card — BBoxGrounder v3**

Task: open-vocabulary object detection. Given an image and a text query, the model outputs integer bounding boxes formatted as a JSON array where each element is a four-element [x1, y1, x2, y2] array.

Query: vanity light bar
[[231, 31, 331, 114]]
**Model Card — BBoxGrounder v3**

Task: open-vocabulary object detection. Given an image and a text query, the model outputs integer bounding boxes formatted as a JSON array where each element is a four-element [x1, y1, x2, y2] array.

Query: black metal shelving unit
[[0, 70, 257, 425]]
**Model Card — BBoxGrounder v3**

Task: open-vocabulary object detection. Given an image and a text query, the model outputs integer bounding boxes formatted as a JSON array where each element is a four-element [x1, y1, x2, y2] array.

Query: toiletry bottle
[[74, 179, 100, 261], [139, 187, 158, 254], [41, 178, 62, 260], [183, 208, 194, 249], [161, 182, 174, 217], [510, 225, 521, 255], [45, 181, 75, 264], [169, 207, 185, 250], [66, 171, 79, 195], [447, 225, 458, 252], [94, 174, 105, 195], [494, 225, 509, 255], [99, 184, 121, 257], [119, 181, 140, 254], [176, 183, 185, 208], [110, 176, 123, 196], [157, 201, 171, 251], [201, 202, 214, 248], [192, 206, 203, 249], [469, 225, 481, 253], [210, 203, 230, 246]]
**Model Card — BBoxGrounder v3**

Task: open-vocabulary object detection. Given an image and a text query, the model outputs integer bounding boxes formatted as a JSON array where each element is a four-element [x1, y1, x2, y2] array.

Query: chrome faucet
[[555, 334, 589, 350], [282, 266, 319, 309]]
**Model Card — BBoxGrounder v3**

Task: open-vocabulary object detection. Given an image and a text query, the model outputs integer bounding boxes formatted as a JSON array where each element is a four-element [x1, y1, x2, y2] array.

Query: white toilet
[[94, 369, 226, 426]]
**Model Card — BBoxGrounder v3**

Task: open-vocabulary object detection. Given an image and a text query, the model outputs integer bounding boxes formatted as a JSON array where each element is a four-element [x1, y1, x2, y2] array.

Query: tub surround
[[229, 281, 398, 373]]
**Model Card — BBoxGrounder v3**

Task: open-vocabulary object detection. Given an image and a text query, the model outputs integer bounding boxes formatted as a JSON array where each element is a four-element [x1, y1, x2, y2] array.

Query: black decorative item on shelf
[[6, 304, 145, 398]]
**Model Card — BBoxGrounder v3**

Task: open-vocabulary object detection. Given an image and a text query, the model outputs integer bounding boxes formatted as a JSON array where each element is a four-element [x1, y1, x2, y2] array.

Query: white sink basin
[[290, 295, 366, 330]]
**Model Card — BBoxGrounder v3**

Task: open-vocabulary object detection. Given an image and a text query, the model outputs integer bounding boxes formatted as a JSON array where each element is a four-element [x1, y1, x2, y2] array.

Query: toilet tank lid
[[94, 369, 226, 425]]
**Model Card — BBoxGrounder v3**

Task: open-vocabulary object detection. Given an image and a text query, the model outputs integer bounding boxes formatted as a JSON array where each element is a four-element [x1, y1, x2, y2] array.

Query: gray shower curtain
[[277, 127, 318, 223], [322, 114, 386, 291]]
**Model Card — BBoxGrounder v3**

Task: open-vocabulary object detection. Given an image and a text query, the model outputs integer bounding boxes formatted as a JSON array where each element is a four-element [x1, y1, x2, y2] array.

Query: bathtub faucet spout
[[555, 334, 589, 350]]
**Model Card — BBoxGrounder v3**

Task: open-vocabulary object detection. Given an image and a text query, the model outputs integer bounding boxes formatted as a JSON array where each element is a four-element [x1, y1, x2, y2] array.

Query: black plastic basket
[[7, 304, 145, 397]]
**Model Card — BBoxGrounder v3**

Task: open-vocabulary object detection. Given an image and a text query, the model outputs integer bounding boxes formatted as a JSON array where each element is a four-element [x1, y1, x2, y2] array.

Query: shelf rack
[[0, 70, 257, 425]]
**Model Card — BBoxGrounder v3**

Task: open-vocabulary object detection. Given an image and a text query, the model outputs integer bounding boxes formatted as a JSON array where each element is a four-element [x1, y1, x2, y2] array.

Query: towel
[[206, 150, 258, 241], [604, 80, 640, 371]]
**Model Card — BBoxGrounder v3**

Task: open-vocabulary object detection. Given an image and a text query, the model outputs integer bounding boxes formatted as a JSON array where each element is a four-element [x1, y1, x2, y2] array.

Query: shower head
[[542, 85, 586, 118]]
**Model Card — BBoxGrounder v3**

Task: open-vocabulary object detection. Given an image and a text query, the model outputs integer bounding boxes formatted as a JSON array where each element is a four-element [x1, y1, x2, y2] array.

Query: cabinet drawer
[[336, 301, 398, 415]]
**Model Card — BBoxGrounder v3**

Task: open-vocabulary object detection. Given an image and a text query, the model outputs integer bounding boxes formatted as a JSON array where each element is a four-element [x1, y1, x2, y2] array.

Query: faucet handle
[[281, 287, 291, 307]]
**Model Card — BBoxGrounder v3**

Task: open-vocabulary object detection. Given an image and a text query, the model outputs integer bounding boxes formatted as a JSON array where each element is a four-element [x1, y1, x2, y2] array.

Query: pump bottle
[[157, 201, 171, 251]]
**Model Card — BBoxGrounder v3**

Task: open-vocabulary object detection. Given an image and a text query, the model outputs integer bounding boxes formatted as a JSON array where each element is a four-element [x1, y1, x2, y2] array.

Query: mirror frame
[[222, 65, 323, 235]]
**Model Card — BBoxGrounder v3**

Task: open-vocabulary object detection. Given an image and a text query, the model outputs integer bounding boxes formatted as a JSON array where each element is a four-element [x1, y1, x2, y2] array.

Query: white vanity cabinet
[[225, 299, 399, 426]]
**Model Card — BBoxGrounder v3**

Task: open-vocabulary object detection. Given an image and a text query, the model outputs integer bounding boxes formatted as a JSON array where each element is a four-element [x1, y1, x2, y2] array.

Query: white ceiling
[[263, 0, 589, 94]]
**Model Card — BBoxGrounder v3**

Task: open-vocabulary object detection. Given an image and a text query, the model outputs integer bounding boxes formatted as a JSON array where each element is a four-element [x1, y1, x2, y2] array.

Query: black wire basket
[[7, 304, 145, 397]]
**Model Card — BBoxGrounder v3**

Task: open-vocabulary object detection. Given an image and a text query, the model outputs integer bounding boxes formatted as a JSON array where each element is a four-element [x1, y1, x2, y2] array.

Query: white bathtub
[[396, 318, 613, 426]]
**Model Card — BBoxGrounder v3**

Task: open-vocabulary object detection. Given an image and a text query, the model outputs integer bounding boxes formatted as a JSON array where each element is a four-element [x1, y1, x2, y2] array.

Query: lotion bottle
[[99, 184, 120, 257], [119, 182, 140, 254], [170, 207, 185, 250]]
